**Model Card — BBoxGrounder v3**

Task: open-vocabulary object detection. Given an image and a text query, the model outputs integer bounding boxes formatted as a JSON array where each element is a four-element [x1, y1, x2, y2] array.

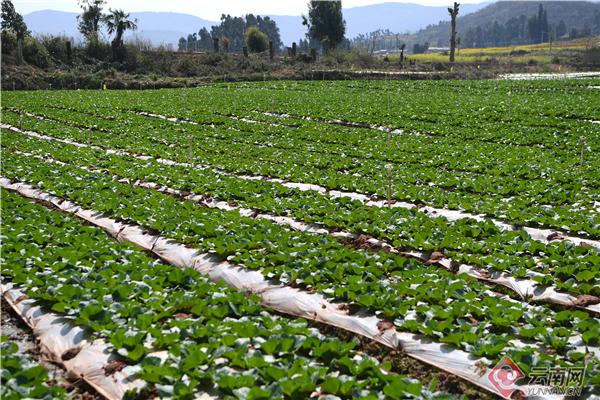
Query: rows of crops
[[1, 79, 599, 399]]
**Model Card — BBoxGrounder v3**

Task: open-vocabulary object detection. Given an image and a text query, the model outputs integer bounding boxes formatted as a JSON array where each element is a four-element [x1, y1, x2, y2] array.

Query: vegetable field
[[1, 79, 599, 399]]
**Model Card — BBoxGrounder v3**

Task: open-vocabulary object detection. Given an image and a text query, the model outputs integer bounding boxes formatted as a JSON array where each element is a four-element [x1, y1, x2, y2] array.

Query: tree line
[[1, 0, 138, 65], [178, 1, 347, 54], [75, 0, 138, 61], [463, 4, 599, 48], [178, 14, 283, 53], [3, 0, 598, 71]]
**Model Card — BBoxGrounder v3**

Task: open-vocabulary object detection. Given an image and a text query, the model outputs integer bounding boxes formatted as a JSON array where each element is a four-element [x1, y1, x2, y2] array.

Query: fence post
[[291, 42, 297, 57], [66, 40, 72, 63], [269, 41, 274, 60]]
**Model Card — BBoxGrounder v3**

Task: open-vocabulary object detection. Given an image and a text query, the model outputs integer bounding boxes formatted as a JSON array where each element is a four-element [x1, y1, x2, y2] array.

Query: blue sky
[[16, 0, 486, 19]]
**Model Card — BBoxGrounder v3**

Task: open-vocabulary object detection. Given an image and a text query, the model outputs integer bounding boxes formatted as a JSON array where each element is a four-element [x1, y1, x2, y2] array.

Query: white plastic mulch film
[[9, 147, 600, 315], [0, 284, 146, 400], [2, 178, 575, 399], [4, 122, 599, 253]]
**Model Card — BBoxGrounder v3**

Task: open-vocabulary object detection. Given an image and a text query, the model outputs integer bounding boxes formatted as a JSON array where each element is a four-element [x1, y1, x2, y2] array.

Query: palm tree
[[103, 8, 137, 60]]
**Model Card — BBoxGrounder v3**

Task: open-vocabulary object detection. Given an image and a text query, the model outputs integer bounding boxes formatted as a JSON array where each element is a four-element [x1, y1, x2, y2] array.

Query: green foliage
[[0, 189, 450, 399], [1, 30, 17, 53], [38, 35, 70, 63], [208, 14, 282, 53], [1, 0, 28, 39], [22, 37, 52, 69], [102, 8, 137, 61], [77, 0, 105, 39], [84, 35, 111, 59], [303, 0, 346, 51], [245, 26, 269, 53], [0, 336, 67, 399], [1, 79, 600, 395], [583, 46, 600, 66]]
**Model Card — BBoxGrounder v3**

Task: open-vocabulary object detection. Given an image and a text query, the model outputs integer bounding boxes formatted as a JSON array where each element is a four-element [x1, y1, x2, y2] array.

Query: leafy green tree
[[178, 36, 187, 51], [186, 32, 197, 51], [245, 26, 268, 52], [246, 14, 282, 49], [77, 0, 105, 39], [302, 0, 346, 52], [1, 0, 28, 63], [211, 14, 245, 52], [198, 27, 213, 50], [528, 4, 548, 43], [178, 15, 281, 54], [103, 9, 137, 61]]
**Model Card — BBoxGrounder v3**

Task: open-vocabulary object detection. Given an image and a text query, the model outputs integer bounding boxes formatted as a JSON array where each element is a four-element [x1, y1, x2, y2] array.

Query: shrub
[[176, 57, 198, 76], [23, 37, 52, 69], [1, 31, 17, 54], [245, 27, 268, 53], [39, 35, 70, 63], [122, 44, 141, 72], [85, 37, 111, 60], [583, 47, 600, 66]]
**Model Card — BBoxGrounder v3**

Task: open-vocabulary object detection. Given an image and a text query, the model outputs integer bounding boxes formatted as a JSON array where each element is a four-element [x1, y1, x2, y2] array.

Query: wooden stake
[[386, 77, 392, 208], [507, 90, 511, 121], [189, 132, 193, 167], [580, 136, 586, 166], [387, 163, 392, 208]]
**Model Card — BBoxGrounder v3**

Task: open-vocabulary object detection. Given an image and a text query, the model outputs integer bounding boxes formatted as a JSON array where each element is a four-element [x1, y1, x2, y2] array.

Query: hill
[[342, 2, 487, 38], [412, 1, 600, 48], [270, 2, 488, 45]]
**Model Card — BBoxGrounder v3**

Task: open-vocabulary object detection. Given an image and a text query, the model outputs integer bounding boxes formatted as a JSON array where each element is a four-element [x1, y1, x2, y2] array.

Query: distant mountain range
[[23, 10, 214, 47], [269, 2, 488, 45], [23, 1, 600, 49], [24, 2, 489, 47]]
